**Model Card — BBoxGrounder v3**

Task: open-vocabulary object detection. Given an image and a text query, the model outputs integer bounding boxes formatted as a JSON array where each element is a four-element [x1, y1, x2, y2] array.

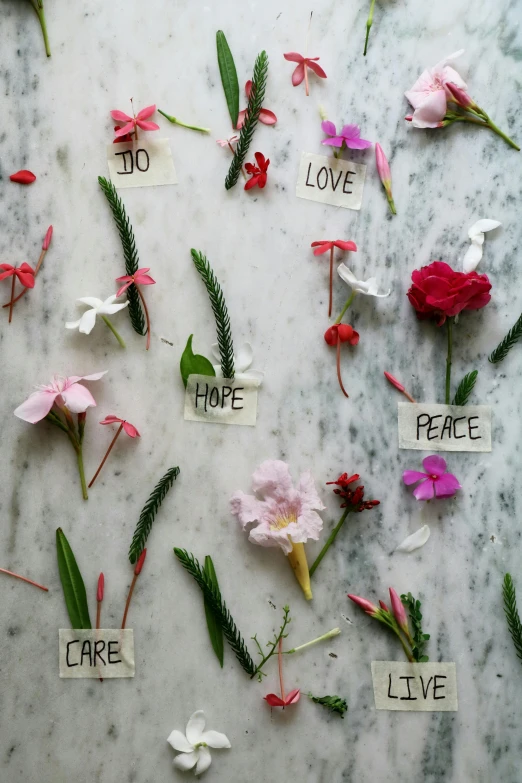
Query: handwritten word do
[[115, 148, 150, 175]]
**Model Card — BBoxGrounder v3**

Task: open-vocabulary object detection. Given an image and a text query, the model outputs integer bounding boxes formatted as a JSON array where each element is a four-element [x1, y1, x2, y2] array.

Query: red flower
[[0, 263, 36, 288], [112, 125, 133, 143], [329, 474, 380, 512], [245, 153, 270, 190], [407, 261, 491, 326], [264, 689, 300, 708], [324, 324, 360, 398], [327, 472, 360, 488]]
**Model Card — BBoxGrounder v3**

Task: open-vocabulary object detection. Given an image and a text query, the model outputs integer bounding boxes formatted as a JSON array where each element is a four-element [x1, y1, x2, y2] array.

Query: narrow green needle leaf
[[503, 573, 522, 664], [203, 556, 225, 667], [489, 312, 522, 364], [56, 528, 91, 629], [216, 31, 240, 128]]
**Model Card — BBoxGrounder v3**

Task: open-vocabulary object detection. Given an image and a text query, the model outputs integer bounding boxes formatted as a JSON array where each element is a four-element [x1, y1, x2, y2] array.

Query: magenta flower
[[14, 372, 106, 423], [236, 81, 277, 129], [110, 104, 160, 140], [284, 52, 327, 96], [403, 455, 461, 501], [321, 121, 372, 151]]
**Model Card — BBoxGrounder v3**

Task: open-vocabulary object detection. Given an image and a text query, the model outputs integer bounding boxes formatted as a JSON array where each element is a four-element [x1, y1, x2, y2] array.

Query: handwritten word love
[[296, 152, 366, 210]]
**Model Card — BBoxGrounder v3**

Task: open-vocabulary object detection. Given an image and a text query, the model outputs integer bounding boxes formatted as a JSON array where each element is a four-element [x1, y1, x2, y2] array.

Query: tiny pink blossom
[[14, 372, 106, 423], [236, 81, 277, 129], [283, 52, 327, 95], [230, 460, 325, 554], [389, 587, 409, 634], [405, 50, 466, 128], [216, 135, 239, 147], [264, 689, 300, 707], [100, 415, 140, 438], [403, 455, 461, 500], [115, 267, 156, 297], [321, 121, 372, 150], [110, 104, 160, 139]]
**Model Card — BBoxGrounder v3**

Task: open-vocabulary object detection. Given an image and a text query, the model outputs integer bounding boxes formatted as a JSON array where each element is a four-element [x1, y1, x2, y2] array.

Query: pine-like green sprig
[[191, 249, 235, 379], [489, 312, 522, 364], [174, 548, 256, 676], [401, 592, 430, 662], [452, 370, 478, 406], [224, 50, 268, 190], [308, 693, 348, 718], [129, 467, 180, 563], [98, 176, 146, 336], [503, 573, 522, 664]]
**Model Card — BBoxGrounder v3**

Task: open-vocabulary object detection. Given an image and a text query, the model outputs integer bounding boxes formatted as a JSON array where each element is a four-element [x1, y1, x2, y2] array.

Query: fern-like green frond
[[308, 693, 348, 718], [174, 548, 256, 676], [503, 573, 522, 664], [452, 370, 478, 406], [129, 467, 180, 563], [191, 249, 235, 379], [224, 50, 268, 190], [489, 312, 522, 364], [98, 176, 146, 336]]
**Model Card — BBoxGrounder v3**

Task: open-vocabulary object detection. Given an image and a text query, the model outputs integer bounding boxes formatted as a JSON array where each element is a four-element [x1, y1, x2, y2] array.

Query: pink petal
[[229, 491, 267, 529], [321, 120, 337, 136], [402, 470, 429, 485], [14, 389, 58, 423], [116, 282, 131, 297], [71, 372, 107, 384], [306, 61, 327, 79], [311, 242, 332, 255], [115, 274, 132, 283], [283, 52, 305, 63], [136, 105, 156, 120], [244, 80, 252, 98], [251, 460, 294, 501], [100, 415, 123, 425], [345, 137, 373, 150], [292, 63, 305, 86], [135, 273, 156, 286], [110, 110, 132, 122], [264, 693, 286, 707], [60, 383, 97, 414], [114, 122, 135, 138], [412, 90, 447, 128], [285, 689, 301, 705], [333, 241, 357, 252], [405, 69, 436, 108], [122, 421, 140, 438], [235, 109, 247, 130], [340, 124, 361, 139], [321, 137, 344, 147], [347, 594, 379, 615], [259, 109, 277, 125], [297, 470, 325, 510], [422, 455, 447, 477], [412, 479, 435, 501], [433, 473, 461, 498], [136, 120, 160, 132]]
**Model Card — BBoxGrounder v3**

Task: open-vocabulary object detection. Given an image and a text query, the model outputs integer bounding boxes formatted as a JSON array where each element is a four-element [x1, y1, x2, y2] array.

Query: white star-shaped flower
[[167, 711, 231, 776], [337, 263, 391, 297], [65, 295, 128, 334]]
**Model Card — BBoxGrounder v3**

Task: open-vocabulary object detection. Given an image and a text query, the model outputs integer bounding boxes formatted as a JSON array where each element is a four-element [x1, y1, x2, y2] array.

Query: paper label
[[184, 374, 258, 426], [398, 402, 492, 452], [59, 629, 135, 678], [296, 152, 366, 210], [107, 139, 178, 188], [371, 662, 458, 711]]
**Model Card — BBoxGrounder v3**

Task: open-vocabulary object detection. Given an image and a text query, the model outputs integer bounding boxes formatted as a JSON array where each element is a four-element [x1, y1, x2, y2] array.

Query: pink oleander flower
[[110, 103, 160, 139], [321, 121, 372, 150], [389, 587, 409, 636], [14, 372, 106, 423], [403, 455, 461, 501], [100, 415, 140, 438], [115, 268, 156, 297], [375, 143, 396, 215], [264, 689, 300, 708], [405, 50, 466, 129], [236, 81, 277, 129], [284, 52, 327, 96]]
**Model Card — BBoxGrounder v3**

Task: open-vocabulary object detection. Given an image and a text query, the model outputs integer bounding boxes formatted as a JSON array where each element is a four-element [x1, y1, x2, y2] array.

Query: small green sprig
[[452, 370, 478, 406], [225, 50, 268, 190], [401, 592, 430, 662], [158, 109, 210, 134], [502, 573, 522, 665], [191, 249, 235, 379], [308, 693, 348, 718], [129, 468, 180, 564], [251, 605, 291, 681], [489, 312, 522, 364]]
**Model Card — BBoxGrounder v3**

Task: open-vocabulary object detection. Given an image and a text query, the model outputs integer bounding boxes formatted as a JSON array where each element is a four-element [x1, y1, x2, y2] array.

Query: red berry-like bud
[[10, 170, 37, 184]]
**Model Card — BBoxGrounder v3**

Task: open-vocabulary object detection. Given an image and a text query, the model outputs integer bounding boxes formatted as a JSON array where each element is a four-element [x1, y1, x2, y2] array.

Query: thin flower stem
[[8, 274, 16, 323], [335, 290, 356, 324], [304, 64, 309, 97], [402, 389, 417, 403], [328, 247, 334, 317], [3, 247, 48, 308], [88, 424, 123, 488], [451, 114, 520, 150], [309, 509, 351, 577], [77, 446, 88, 501], [386, 193, 397, 215], [96, 602, 101, 629], [157, 109, 210, 133], [250, 607, 291, 679], [278, 638, 285, 702], [121, 573, 138, 629], [284, 628, 340, 654], [336, 334, 349, 398], [0, 567, 48, 591], [30, 0, 51, 57], [135, 285, 151, 350], [445, 317, 453, 405], [363, 0, 376, 56], [101, 315, 126, 348], [45, 410, 70, 435]]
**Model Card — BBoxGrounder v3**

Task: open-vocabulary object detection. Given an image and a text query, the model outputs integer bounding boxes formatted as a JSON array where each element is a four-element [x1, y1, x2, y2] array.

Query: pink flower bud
[[375, 143, 391, 187], [446, 82, 475, 110], [134, 548, 147, 576], [348, 593, 379, 617], [379, 600, 390, 613], [97, 573, 104, 602], [389, 587, 409, 634], [42, 225, 53, 251], [384, 371, 404, 392]]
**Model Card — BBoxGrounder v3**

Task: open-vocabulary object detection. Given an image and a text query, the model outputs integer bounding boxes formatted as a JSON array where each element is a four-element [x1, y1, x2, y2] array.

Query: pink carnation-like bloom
[[405, 50, 467, 128], [14, 372, 106, 423], [230, 460, 325, 555], [403, 455, 461, 501]]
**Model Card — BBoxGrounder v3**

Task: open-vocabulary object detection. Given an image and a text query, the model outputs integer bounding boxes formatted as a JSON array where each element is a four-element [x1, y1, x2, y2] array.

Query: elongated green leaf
[[452, 370, 478, 406], [203, 556, 224, 668], [56, 528, 91, 629], [216, 31, 239, 128], [180, 334, 216, 388]]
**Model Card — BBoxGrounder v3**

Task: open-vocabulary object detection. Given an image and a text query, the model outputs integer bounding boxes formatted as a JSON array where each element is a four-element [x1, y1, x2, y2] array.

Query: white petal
[[200, 730, 231, 749], [468, 219, 501, 237], [364, 277, 391, 297], [186, 711, 205, 745], [173, 751, 199, 771], [167, 730, 193, 753], [210, 343, 221, 363], [76, 296, 104, 309], [235, 342, 253, 372], [436, 49, 465, 69], [99, 301, 129, 315], [195, 747, 212, 776], [337, 263, 358, 288], [211, 363, 224, 378], [78, 309, 97, 334], [463, 242, 483, 273], [65, 319, 82, 330], [395, 525, 431, 553]]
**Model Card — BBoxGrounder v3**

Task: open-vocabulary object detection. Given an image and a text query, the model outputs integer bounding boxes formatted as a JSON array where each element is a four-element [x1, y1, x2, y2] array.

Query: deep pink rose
[[407, 261, 491, 325]]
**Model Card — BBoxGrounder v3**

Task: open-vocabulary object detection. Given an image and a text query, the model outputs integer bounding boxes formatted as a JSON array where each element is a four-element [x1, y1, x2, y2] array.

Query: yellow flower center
[[270, 510, 297, 530]]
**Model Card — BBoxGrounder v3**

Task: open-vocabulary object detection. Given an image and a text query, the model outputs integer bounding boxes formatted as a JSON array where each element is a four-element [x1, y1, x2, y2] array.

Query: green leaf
[[400, 591, 430, 662], [308, 693, 348, 718], [503, 573, 522, 664], [203, 556, 225, 668], [129, 467, 180, 564], [489, 312, 522, 364], [452, 370, 478, 406], [216, 31, 239, 129], [56, 528, 92, 629], [180, 335, 216, 388]]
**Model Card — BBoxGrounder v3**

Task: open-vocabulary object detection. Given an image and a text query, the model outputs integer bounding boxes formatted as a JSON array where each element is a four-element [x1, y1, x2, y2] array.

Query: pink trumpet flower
[[284, 52, 327, 96], [403, 455, 461, 501], [236, 81, 277, 129], [375, 143, 396, 215], [110, 102, 160, 140]]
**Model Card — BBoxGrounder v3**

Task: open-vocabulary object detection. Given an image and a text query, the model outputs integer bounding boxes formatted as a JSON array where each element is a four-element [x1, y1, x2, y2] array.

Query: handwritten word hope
[[296, 152, 366, 210], [184, 374, 259, 427], [59, 629, 135, 678], [107, 139, 178, 189], [372, 662, 458, 712], [398, 402, 492, 452]]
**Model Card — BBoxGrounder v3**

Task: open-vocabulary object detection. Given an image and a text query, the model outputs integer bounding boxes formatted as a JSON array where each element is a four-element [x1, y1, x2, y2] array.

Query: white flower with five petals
[[337, 263, 391, 297], [211, 342, 264, 385], [65, 295, 128, 334], [167, 711, 231, 776]]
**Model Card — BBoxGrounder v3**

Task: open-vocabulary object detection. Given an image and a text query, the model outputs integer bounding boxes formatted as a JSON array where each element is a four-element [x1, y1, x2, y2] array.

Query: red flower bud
[[42, 225, 53, 251], [97, 573, 105, 602], [324, 323, 360, 346], [134, 548, 147, 575], [10, 170, 36, 184]]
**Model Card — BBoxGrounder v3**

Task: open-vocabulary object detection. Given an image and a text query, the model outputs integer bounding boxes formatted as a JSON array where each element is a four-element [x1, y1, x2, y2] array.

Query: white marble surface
[[1, 0, 522, 781]]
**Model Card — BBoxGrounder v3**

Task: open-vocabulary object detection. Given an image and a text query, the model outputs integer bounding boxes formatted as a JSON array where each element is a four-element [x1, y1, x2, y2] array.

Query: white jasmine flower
[[337, 263, 391, 297], [65, 295, 128, 335], [463, 219, 501, 273], [167, 711, 231, 776], [211, 341, 264, 384]]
